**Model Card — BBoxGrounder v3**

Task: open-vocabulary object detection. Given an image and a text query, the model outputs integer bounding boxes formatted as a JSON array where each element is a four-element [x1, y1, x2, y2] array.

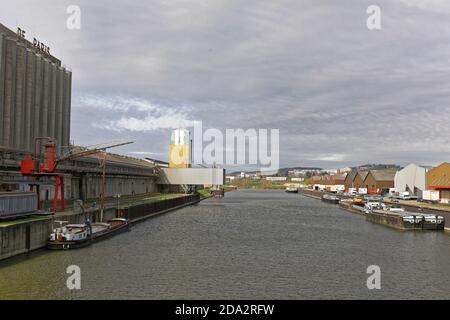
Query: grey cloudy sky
[[2, 0, 450, 169]]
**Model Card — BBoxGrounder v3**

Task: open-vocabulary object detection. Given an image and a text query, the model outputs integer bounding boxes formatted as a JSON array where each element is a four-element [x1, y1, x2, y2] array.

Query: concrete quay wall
[[0, 194, 202, 261]]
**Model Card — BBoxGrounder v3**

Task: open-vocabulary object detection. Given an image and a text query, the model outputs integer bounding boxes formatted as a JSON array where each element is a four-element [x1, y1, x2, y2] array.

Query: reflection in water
[[1, 189, 450, 299]]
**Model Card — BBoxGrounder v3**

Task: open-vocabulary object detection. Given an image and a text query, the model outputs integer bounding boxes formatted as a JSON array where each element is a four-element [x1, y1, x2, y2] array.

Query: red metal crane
[[20, 137, 133, 213]]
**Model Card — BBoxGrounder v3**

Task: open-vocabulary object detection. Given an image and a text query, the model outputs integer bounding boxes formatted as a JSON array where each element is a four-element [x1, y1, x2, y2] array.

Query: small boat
[[47, 218, 130, 250], [321, 194, 340, 204], [285, 185, 298, 193]]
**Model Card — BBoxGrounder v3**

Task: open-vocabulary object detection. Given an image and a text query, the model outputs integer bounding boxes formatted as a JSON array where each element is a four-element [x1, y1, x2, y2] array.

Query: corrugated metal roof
[[428, 162, 450, 188], [345, 169, 358, 182], [368, 169, 397, 182], [358, 171, 369, 180], [86, 152, 156, 169]]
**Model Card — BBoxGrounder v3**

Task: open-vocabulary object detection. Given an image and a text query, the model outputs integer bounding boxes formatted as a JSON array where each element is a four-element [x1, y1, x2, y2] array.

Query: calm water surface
[[1, 189, 450, 299]]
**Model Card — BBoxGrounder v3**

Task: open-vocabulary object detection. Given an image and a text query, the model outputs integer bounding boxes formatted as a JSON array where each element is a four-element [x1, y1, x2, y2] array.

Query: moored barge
[[321, 194, 340, 204], [285, 185, 299, 193], [366, 209, 444, 231], [47, 218, 130, 250]]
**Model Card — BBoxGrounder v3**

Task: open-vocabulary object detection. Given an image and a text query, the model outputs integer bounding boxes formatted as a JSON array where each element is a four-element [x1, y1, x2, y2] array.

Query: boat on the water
[[47, 218, 130, 250], [366, 209, 444, 231], [285, 185, 298, 193], [321, 194, 340, 204]]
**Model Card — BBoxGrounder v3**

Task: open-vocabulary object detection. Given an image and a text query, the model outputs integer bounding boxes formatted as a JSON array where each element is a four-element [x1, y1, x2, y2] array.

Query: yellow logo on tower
[[169, 129, 191, 168]]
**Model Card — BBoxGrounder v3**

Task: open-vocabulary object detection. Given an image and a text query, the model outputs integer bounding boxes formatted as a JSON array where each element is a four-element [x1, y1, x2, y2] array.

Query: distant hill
[[277, 167, 322, 176], [228, 164, 401, 177], [355, 164, 401, 171], [228, 166, 322, 176]]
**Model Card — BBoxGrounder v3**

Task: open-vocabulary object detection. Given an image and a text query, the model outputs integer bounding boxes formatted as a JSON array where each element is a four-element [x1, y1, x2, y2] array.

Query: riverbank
[[0, 192, 207, 261], [226, 179, 287, 190], [301, 188, 450, 230]]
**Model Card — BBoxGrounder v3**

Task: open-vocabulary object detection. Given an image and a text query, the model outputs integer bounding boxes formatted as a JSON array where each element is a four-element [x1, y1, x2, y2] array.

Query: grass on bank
[[196, 189, 212, 198], [115, 193, 187, 209], [226, 178, 287, 190]]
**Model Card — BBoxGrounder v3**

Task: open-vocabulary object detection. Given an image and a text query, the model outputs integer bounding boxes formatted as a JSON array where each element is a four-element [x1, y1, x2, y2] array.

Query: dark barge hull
[[321, 198, 339, 204], [47, 239, 91, 250], [423, 221, 445, 230], [366, 211, 444, 231], [365, 211, 416, 230], [47, 222, 130, 250]]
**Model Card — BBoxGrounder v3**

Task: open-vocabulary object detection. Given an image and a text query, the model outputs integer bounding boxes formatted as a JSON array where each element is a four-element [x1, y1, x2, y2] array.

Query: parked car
[[398, 191, 412, 200]]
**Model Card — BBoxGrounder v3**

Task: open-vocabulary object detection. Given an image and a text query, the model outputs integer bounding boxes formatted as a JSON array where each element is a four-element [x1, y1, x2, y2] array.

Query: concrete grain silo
[[0, 23, 72, 154]]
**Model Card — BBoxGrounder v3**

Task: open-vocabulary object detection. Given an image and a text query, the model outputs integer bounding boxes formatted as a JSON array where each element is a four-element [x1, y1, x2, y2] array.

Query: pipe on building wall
[[66, 72, 72, 148], [60, 69, 67, 151], [55, 67, 63, 154], [14, 44, 27, 150], [3, 38, 17, 148], [48, 63, 57, 140], [33, 55, 43, 141], [0, 34, 5, 146], [40, 59, 50, 138], [24, 49, 36, 151], [61, 70, 71, 149]]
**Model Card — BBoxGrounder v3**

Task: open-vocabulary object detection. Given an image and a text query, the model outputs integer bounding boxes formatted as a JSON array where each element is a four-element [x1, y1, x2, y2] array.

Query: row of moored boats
[[324, 194, 445, 231]]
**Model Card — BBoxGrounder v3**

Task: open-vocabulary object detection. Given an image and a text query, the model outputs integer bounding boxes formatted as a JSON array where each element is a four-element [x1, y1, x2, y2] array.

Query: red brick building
[[363, 170, 396, 194]]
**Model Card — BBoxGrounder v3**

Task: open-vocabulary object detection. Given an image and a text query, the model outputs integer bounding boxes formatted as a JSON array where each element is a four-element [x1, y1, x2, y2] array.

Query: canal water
[[1, 189, 450, 299]]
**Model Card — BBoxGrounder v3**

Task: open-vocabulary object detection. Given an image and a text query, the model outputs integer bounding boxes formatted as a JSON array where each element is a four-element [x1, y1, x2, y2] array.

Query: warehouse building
[[344, 169, 358, 191], [353, 171, 369, 190], [311, 173, 346, 192], [326, 174, 346, 192], [394, 164, 427, 196], [427, 163, 450, 204], [363, 169, 396, 194], [0, 23, 71, 153]]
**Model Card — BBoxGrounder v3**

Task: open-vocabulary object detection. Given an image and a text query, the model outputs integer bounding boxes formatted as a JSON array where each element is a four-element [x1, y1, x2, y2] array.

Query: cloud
[[79, 95, 160, 112], [78, 95, 196, 132], [2, 1, 450, 168], [399, 0, 450, 13], [103, 114, 195, 132], [127, 151, 164, 156]]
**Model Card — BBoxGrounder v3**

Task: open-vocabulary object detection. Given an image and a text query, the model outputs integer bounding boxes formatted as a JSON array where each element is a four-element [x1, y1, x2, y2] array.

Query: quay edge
[[300, 188, 450, 231], [0, 193, 206, 262]]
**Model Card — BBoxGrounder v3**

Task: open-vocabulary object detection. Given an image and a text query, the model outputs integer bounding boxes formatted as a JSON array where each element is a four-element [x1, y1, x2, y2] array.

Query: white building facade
[[394, 164, 426, 196]]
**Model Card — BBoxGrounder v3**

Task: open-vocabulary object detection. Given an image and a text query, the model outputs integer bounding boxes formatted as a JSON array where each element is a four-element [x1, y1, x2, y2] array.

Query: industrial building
[[353, 171, 369, 190], [0, 23, 71, 153], [427, 163, 450, 204], [311, 173, 346, 192], [343, 169, 358, 191], [394, 164, 427, 196], [363, 169, 396, 194]]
